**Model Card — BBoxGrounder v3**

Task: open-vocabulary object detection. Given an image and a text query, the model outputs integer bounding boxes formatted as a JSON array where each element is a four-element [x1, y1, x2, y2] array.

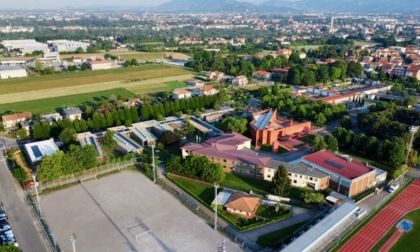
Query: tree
[[315, 113, 327, 126], [302, 192, 324, 204], [34, 59, 43, 73], [37, 151, 65, 181], [160, 130, 181, 145], [165, 155, 183, 174], [33, 122, 43, 140], [105, 110, 114, 127], [92, 113, 101, 131], [220, 117, 247, 134], [131, 106, 139, 123], [271, 165, 291, 196], [103, 130, 116, 147], [12, 166, 28, 185], [59, 128, 77, 145], [324, 134, 338, 152], [0, 244, 21, 252], [312, 135, 328, 152], [141, 106, 150, 120], [341, 115, 353, 129], [387, 143, 406, 167]]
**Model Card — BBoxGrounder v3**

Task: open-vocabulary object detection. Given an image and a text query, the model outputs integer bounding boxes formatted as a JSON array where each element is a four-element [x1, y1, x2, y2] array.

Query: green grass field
[[220, 173, 271, 196], [0, 88, 135, 115], [165, 80, 188, 89], [289, 45, 322, 51], [168, 174, 216, 205], [352, 40, 380, 47]]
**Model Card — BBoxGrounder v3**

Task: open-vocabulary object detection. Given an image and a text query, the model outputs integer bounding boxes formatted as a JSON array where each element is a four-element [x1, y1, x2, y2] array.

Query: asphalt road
[[0, 150, 50, 252]]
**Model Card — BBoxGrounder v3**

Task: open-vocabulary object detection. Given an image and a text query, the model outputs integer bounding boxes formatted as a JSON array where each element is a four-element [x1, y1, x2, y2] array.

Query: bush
[[260, 144, 272, 152]]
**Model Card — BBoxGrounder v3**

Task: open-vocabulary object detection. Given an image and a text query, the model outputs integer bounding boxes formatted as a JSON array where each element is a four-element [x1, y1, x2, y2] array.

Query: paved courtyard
[[42, 170, 241, 252]]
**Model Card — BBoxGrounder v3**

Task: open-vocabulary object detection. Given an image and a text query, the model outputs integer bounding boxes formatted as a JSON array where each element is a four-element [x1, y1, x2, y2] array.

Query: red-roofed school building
[[301, 150, 377, 197]]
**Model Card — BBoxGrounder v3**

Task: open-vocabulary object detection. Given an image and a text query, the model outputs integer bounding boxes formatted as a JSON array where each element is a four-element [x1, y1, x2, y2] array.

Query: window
[[288, 173, 291, 176], [223, 159, 227, 163], [300, 175, 302, 178], [294, 174, 297, 177], [305, 176, 309, 180], [310, 177, 313, 181], [267, 175, 271, 178], [293, 180, 297, 184], [315, 178, 318, 181]]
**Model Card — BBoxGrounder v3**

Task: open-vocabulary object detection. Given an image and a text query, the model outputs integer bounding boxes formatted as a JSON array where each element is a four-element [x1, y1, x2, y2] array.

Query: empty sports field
[[42, 170, 241, 252]]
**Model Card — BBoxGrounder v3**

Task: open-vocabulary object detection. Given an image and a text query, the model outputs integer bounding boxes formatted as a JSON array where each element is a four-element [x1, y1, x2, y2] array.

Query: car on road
[[0, 229, 14, 239], [0, 222, 11, 232], [0, 210, 7, 221]]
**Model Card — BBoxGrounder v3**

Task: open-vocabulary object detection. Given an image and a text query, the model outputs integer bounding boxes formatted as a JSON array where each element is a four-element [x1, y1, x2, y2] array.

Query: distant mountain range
[[156, 0, 420, 14]]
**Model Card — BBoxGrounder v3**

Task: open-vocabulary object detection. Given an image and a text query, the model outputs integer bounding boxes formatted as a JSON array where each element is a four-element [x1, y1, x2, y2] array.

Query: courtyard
[[41, 170, 241, 252]]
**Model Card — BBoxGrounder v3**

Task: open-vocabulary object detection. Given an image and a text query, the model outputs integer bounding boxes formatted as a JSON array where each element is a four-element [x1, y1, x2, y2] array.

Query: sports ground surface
[[340, 180, 420, 252], [41, 170, 241, 252]]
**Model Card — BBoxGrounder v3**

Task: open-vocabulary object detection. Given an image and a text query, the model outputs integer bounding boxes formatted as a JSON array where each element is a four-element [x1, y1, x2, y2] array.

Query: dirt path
[[0, 74, 193, 104]]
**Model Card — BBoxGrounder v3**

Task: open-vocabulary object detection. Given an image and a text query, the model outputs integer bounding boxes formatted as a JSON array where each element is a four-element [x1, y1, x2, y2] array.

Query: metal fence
[[38, 160, 135, 192], [326, 175, 413, 251], [26, 192, 62, 252]]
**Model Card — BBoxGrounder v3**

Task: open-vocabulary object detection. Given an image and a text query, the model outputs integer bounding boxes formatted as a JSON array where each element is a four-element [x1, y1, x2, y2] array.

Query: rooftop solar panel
[[325, 160, 344, 169], [31, 146, 43, 158]]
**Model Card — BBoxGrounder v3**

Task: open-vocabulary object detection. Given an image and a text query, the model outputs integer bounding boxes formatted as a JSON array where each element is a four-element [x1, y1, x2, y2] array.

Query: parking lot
[[42, 170, 241, 252]]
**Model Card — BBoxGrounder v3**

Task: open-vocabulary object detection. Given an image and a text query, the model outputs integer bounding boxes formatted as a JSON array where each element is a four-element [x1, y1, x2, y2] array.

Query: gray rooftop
[[0, 65, 26, 71], [62, 107, 83, 116], [283, 202, 358, 252], [131, 127, 157, 142], [269, 160, 329, 179]]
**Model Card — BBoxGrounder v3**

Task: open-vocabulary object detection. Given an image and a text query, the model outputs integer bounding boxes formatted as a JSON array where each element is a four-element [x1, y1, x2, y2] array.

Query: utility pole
[[70, 233, 77, 252], [151, 144, 156, 183], [214, 183, 219, 231], [32, 173, 42, 218]]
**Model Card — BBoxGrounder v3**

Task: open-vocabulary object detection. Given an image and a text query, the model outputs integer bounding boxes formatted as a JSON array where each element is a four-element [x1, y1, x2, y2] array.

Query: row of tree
[[37, 145, 98, 181], [165, 155, 225, 183]]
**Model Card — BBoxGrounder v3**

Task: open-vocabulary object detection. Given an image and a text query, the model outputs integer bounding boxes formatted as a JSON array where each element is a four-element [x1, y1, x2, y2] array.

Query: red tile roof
[[253, 70, 271, 76], [302, 150, 375, 180], [224, 193, 260, 214], [2, 112, 32, 122]]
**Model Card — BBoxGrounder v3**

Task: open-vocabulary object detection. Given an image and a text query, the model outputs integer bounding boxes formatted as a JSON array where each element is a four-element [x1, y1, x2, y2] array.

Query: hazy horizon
[[0, 0, 267, 9]]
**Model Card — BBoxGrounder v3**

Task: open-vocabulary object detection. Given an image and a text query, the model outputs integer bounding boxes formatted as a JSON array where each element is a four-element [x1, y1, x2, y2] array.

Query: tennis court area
[[42, 170, 241, 252]]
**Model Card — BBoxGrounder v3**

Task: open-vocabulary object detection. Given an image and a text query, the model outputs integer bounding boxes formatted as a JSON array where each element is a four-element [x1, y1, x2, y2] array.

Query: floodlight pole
[[404, 126, 419, 173], [32, 173, 42, 218], [214, 183, 219, 231], [70, 233, 77, 252], [151, 144, 156, 183]]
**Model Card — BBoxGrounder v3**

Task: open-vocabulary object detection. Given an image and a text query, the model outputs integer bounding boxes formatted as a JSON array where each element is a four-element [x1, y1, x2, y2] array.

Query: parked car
[[0, 222, 11, 232], [0, 210, 7, 221], [389, 183, 400, 193], [0, 229, 14, 239]]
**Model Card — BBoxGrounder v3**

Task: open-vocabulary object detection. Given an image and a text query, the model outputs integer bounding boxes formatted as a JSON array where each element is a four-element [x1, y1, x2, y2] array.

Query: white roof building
[[1, 39, 48, 55], [0, 65, 27, 79], [24, 139, 59, 164], [77, 132, 104, 159], [130, 127, 158, 146], [113, 133, 143, 154], [47, 40, 90, 53]]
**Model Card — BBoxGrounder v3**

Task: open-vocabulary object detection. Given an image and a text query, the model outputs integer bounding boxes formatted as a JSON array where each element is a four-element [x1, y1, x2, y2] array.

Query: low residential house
[[232, 75, 249, 86], [73, 57, 83, 63], [187, 80, 205, 87], [124, 98, 142, 108], [299, 52, 307, 59], [198, 86, 218, 96], [272, 68, 289, 81], [41, 113, 62, 123], [62, 107, 82, 121], [2, 112, 32, 130], [406, 66, 420, 80], [39, 52, 60, 63], [205, 71, 225, 81], [276, 49, 293, 58], [88, 60, 112, 71], [223, 193, 260, 218], [172, 89, 192, 100], [252, 70, 272, 80]]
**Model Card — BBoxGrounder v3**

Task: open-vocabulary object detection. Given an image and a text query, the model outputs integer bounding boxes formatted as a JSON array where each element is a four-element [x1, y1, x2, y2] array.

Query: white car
[[0, 223, 11, 232], [0, 229, 14, 239], [0, 210, 7, 221], [389, 183, 400, 193]]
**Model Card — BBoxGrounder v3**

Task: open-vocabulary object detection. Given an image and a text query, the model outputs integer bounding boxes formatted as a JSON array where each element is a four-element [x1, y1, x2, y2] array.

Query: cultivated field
[[41, 170, 241, 252], [0, 88, 135, 114], [60, 51, 191, 61]]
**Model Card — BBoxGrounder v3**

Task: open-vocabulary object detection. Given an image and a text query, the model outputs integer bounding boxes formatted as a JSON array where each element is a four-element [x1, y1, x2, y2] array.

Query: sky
[[1, 0, 268, 9]]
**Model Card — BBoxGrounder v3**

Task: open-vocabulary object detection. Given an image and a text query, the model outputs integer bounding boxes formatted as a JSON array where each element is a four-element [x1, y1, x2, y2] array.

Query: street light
[[404, 125, 419, 173], [151, 144, 156, 183], [32, 173, 42, 218], [70, 233, 77, 252], [214, 183, 219, 231]]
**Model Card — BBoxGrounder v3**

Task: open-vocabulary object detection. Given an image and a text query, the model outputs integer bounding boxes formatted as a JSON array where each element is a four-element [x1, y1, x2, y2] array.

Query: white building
[[0, 65, 27, 79], [47, 40, 90, 53], [88, 60, 112, 71], [232, 75, 249, 86], [172, 89, 192, 100], [130, 127, 158, 146], [77, 132, 104, 160], [113, 133, 143, 154], [1, 39, 48, 55], [24, 139, 59, 164], [62, 107, 83, 121]]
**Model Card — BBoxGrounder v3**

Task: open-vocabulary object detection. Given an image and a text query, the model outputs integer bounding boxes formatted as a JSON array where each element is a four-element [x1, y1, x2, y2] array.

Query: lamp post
[[214, 183, 219, 231], [70, 233, 77, 252], [404, 126, 419, 174], [151, 144, 156, 183], [32, 173, 42, 218]]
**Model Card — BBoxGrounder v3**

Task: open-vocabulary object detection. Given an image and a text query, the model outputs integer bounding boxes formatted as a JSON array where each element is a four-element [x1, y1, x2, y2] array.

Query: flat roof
[[284, 202, 358, 252], [302, 150, 375, 180], [0, 65, 26, 71], [24, 139, 59, 163], [130, 127, 157, 142], [78, 133, 103, 158], [269, 160, 329, 179], [114, 133, 142, 152], [2, 39, 47, 47]]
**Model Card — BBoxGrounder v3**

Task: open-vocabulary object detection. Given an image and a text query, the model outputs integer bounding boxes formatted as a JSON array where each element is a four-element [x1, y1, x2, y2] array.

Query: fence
[[26, 192, 62, 252], [38, 160, 135, 192], [156, 178, 249, 250], [326, 175, 413, 251]]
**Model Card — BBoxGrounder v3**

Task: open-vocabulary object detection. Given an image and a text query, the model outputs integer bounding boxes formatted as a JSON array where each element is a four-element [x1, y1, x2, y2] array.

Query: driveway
[[356, 189, 390, 213]]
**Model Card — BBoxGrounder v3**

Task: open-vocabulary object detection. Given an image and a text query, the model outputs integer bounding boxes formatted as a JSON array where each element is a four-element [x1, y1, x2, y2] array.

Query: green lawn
[[0, 88, 135, 115], [257, 221, 307, 248], [220, 173, 271, 196], [289, 45, 322, 51], [389, 209, 420, 252], [164, 80, 188, 89], [168, 174, 216, 205]]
